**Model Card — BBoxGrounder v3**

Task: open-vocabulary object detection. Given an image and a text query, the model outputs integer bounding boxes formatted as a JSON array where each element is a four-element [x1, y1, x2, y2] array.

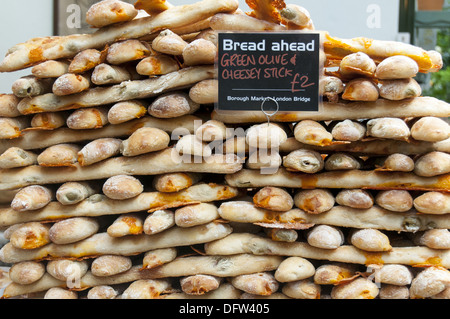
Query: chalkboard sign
[[217, 32, 321, 112]]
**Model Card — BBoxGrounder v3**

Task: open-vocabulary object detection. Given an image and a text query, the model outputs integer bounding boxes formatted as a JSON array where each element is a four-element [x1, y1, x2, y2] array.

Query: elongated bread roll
[[294, 189, 335, 214], [175, 134, 212, 157], [174, 203, 219, 227], [48, 217, 100, 245], [152, 29, 188, 56], [68, 49, 106, 74], [86, 0, 139, 28], [103, 175, 144, 200], [375, 55, 419, 79], [144, 210, 175, 235], [283, 149, 324, 173], [411, 117, 450, 142], [0, 183, 240, 227], [294, 120, 333, 147], [46, 259, 89, 282], [11, 185, 53, 212], [32, 60, 70, 78], [378, 153, 415, 172], [10, 261, 46, 285], [414, 151, 450, 177], [44, 287, 78, 299], [52, 73, 91, 96], [107, 213, 144, 237], [231, 272, 279, 296], [195, 119, 229, 142], [375, 190, 413, 212], [9, 222, 51, 250], [413, 191, 450, 215], [180, 275, 222, 295], [37, 144, 81, 167], [280, 4, 312, 30], [148, 91, 200, 119], [91, 64, 132, 86], [142, 248, 178, 270], [107, 100, 148, 125], [87, 286, 119, 299], [56, 182, 98, 206], [91, 255, 133, 277], [0, 94, 21, 118], [350, 228, 392, 252], [320, 76, 344, 103], [66, 107, 109, 130], [12, 76, 53, 98], [183, 39, 217, 66], [0, 223, 233, 264], [410, 267, 450, 299], [247, 123, 288, 149], [152, 172, 202, 193], [189, 79, 219, 104], [0, 117, 30, 140], [306, 225, 344, 249], [379, 78, 422, 101], [0, 147, 38, 169], [339, 52, 376, 79], [331, 277, 379, 299], [274, 257, 315, 283], [120, 127, 170, 157], [282, 279, 321, 299], [136, 55, 180, 76], [265, 228, 298, 242], [30, 112, 67, 130], [78, 138, 122, 166], [314, 263, 358, 285], [106, 40, 152, 65], [335, 189, 374, 209], [342, 78, 379, 102], [324, 153, 362, 171], [330, 120, 366, 142], [122, 279, 172, 299], [253, 186, 294, 212]]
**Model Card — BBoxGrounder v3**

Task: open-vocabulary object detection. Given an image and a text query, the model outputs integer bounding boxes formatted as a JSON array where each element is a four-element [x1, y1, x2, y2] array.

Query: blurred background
[[0, 0, 448, 101]]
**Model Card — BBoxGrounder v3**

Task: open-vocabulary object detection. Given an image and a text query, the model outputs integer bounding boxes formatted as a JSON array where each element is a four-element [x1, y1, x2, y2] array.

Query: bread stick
[[144, 210, 175, 235], [342, 78, 379, 102], [282, 279, 321, 299], [142, 248, 177, 270], [0, 148, 243, 190], [0, 223, 233, 264], [152, 29, 188, 56], [414, 151, 450, 177], [0, 117, 30, 140], [210, 12, 286, 32], [189, 79, 218, 104], [9, 222, 51, 250], [56, 182, 98, 206], [120, 127, 170, 157], [152, 172, 202, 193], [180, 275, 222, 295], [274, 257, 315, 283], [46, 259, 89, 282], [17, 66, 215, 115], [331, 277, 379, 299], [204, 233, 450, 268], [379, 78, 422, 101], [306, 225, 344, 249], [148, 91, 200, 119], [37, 143, 81, 167], [0, 183, 239, 227], [411, 117, 450, 143], [375, 190, 413, 212], [0, 115, 200, 153], [413, 191, 450, 215], [225, 168, 450, 192], [102, 175, 144, 200], [174, 203, 219, 227], [211, 97, 450, 124], [231, 272, 279, 296], [339, 52, 376, 79], [375, 55, 419, 79]]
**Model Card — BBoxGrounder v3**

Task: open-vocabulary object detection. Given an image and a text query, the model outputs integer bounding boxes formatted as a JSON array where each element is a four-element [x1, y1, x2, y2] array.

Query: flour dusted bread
[[69, 49, 106, 74], [86, 0, 139, 28], [102, 175, 144, 200], [11, 185, 53, 211], [37, 143, 81, 167], [106, 40, 152, 65], [78, 138, 122, 166], [0, 147, 38, 169]]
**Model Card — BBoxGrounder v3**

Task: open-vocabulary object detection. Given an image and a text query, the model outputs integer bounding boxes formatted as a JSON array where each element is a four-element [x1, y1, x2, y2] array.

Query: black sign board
[[217, 32, 321, 112]]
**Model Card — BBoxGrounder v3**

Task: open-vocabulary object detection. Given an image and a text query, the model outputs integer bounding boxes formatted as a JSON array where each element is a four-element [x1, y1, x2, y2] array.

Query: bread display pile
[[0, 0, 449, 299]]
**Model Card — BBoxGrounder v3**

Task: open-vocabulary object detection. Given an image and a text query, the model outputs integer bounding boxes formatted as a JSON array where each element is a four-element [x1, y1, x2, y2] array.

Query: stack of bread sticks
[[0, 0, 449, 299]]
